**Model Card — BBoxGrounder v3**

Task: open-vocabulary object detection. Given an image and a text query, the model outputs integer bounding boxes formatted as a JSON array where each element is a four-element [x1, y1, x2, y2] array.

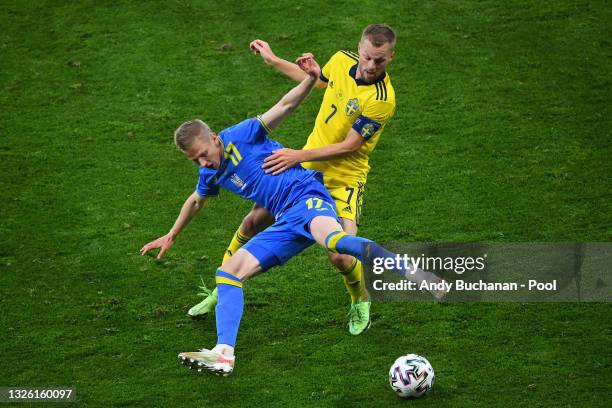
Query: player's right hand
[[296, 53, 320, 78], [140, 233, 175, 260], [249, 39, 277, 65]]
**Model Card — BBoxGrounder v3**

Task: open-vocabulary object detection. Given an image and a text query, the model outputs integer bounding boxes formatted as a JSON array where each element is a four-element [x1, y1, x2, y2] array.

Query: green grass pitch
[[1, 1, 611, 406]]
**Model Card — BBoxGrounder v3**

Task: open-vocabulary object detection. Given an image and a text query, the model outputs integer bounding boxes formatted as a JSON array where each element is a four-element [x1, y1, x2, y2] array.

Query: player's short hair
[[361, 24, 396, 48], [174, 119, 211, 151]]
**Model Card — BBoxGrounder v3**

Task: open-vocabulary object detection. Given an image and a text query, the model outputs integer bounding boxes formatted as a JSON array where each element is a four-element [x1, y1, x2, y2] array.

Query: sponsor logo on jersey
[[345, 98, 359, 116], [342, 205, 353, 214], [230, 173, 245, 189]]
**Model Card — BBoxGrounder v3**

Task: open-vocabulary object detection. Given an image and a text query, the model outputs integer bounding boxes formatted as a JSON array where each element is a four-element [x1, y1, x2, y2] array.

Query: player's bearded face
[[357, 38, 394, 83], [185, 136, 222, 169]]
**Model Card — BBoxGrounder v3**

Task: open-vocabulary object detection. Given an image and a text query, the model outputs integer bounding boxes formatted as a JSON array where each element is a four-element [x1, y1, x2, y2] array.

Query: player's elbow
[[334, 143, 361, 159], [348, 142, 362, 153], [343, 139, 363, 154], [276, 100, 297, 117], [283, 103, 298, 115], [281, 96, 300, 112]]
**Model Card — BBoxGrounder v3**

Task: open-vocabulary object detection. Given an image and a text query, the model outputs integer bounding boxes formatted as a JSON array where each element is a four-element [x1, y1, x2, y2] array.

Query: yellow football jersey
[[302, 50, 396, 187]]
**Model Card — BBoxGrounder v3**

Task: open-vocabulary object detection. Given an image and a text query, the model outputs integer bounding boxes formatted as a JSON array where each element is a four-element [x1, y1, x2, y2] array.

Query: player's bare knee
[[221, 248, 261, 282], [219, 260, 241, 280], [239, 214, 259, 237]]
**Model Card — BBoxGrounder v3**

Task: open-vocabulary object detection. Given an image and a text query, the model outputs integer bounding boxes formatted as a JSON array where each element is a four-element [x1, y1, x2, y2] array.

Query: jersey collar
[[209, 134, 229, 182], [349, 63, 386, 86]]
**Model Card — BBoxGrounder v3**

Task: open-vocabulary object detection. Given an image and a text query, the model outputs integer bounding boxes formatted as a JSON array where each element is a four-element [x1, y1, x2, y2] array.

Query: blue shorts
[[243, 189, 338, 272]]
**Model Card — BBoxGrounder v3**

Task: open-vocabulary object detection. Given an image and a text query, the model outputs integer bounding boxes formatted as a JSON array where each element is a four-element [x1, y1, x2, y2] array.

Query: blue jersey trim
[[352, 115, 382, 141], [319, 71, 329, 83]]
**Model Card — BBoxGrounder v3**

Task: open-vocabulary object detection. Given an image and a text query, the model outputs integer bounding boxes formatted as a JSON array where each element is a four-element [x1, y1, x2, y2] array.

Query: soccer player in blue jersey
[[188, 25, 399, 335], [141, 56, 430, 375]]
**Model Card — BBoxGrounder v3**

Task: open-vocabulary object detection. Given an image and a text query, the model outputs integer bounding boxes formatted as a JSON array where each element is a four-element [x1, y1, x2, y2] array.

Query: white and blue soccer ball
[[389, 354, 435, 398]]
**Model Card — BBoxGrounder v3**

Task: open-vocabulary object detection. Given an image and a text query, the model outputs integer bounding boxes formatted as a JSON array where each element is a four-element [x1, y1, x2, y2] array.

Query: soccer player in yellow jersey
[[188, 24, 396, 335]]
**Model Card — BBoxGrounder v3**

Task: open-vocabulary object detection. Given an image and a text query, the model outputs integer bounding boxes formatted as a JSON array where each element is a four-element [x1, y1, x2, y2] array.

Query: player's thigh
[[327, 182, 365, 225], [242, 219, 313, 273], [239, 204, 275, 236], [339, 217, 358, 235], [220, 248, 262, 282]]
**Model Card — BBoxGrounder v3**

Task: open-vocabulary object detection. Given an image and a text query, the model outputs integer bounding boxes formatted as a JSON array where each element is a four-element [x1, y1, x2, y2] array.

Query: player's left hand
[[140, 233, 175, 259], [262, 148, 303, 175]]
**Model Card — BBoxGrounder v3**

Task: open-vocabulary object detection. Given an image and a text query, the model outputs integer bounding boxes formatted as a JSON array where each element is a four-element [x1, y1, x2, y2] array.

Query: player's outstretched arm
[[250, 39, 326, 89], [259, 55, 320, 131], [140, 192, 207, 259], [262, 129, 364, 175]]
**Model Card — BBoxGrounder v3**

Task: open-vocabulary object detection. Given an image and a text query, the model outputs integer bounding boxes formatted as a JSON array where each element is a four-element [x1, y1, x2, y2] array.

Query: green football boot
[[347, 300, 371, 335], [187, 280, 218, 318]]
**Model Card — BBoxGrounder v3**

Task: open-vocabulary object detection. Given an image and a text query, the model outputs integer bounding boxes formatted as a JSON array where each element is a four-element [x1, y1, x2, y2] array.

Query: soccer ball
[[389, 354, 435, 398]]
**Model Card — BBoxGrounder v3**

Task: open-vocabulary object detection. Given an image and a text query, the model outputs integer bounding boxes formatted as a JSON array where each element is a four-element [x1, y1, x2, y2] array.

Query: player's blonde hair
[[174, 119, 211, 151], [361, 24, 396, 48]]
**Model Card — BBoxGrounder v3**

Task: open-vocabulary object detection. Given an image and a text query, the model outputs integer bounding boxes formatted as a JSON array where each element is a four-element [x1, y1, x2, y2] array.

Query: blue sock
[[215, 269, 244, 348], [325, 231, 372, 260], [325, 231, 406, 275]]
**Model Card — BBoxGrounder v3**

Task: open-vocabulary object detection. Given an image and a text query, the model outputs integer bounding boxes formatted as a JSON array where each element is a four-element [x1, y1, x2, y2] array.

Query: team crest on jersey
[[345, 98, 359, 116], [230, 173, 245, 189]]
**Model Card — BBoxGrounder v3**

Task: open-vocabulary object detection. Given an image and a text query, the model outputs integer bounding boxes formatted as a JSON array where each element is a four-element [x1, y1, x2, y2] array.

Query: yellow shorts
[[326, 182, 365, 224]]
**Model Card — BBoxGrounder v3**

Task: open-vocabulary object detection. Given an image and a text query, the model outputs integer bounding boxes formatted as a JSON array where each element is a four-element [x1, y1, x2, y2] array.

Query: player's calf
[[328, 251, 355, 271]]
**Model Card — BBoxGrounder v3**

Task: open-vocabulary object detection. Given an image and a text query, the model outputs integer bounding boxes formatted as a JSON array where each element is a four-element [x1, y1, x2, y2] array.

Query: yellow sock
[[340, 259, 368, 303], [222, 228, 251, 264]]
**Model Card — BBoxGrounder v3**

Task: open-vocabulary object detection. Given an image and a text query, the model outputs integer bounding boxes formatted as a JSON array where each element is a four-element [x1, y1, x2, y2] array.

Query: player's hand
[[140, 233, 175, 260], [249, 39, 278, 65], [296, 53, 320, 78], [262, 148, 303, 175]]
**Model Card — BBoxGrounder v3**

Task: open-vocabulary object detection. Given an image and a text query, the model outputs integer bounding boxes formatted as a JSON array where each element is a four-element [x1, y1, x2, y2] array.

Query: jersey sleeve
[[319, 51, 343, 83], [319, 56, 332, 83], [255, 116, 272, 136], [245, 117, 270, 143], [225, 118, 270, 144], [351, 99, 395, 141], [195, 168, 220, 197]]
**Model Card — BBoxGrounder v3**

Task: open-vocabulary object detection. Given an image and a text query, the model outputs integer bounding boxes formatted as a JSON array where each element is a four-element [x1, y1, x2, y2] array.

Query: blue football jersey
[[196, 117, 325, 216]]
